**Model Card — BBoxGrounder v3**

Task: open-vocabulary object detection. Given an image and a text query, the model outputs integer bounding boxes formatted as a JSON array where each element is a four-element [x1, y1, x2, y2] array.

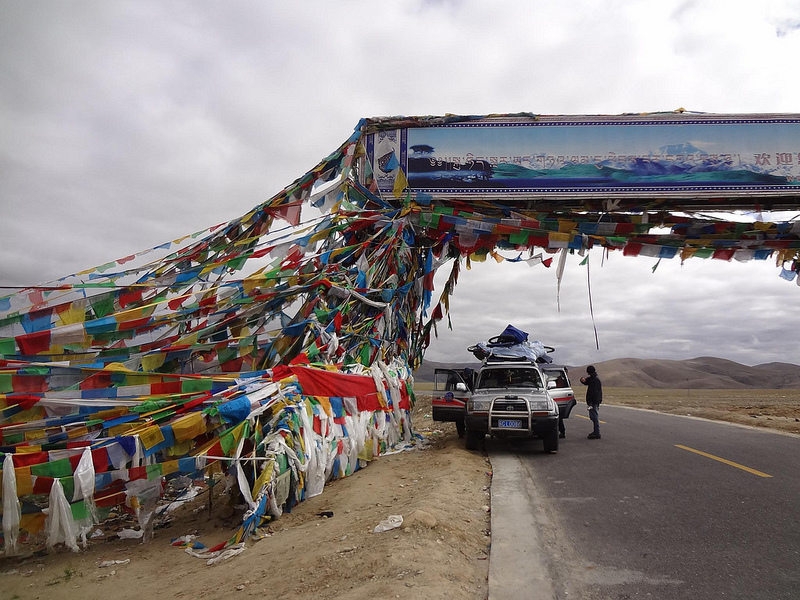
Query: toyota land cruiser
[[463, 361, 560, 452]]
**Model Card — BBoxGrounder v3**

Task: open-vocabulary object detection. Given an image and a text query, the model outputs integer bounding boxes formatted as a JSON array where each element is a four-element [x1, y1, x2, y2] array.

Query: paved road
[[488, 405, 800, 600]]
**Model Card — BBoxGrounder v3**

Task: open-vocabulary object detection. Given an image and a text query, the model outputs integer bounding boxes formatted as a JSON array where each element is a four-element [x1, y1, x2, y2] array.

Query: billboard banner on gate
[[363, 114, 800, 200]]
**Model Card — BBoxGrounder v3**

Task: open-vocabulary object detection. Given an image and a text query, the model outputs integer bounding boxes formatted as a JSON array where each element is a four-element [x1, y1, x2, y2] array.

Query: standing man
[[580, 365, 602, 439]]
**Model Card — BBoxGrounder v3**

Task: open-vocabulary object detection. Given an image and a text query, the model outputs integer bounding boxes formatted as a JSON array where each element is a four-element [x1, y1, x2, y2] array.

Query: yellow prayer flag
[[20, 512, 46, 534], [57, 305, 86, 326], [138, 425, 165, 450], [67, 426, 89, 439], [171, 412, 207, 442], [357, 441, 374, 462], [93, 407, 130, 421], [14, 467, 33, 496], [161, 460, 179, 477], [16, 444, 42, 452], [115, 304, 156, 323], [25, 429, 47, 442], [558, 220, 578, 233], [177, 332, 198, 347], [243, 274, 267, 295], [141, 353, 166, 372], [314, 395, 333, 417], [548, 232, 571, 244], [392, 169, 408, 199], [109, 423, 135, 437], [166, 440, 193, 457], [252, 460, 275, 495], [469, 251, 487, 263]]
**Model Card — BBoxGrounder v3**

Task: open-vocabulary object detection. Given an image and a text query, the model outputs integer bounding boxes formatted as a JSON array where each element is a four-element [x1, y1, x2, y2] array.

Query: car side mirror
[[455, 382, 468, 392], [546, 380, 557, 389]]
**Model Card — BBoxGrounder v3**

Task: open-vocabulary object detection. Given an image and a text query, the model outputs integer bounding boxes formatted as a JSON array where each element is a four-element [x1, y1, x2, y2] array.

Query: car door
[[432, 368, 470, 423]]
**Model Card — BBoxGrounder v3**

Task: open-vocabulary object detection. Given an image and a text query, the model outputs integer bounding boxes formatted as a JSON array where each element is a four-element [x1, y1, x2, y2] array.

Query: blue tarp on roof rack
[[467, 325, 554, 363]]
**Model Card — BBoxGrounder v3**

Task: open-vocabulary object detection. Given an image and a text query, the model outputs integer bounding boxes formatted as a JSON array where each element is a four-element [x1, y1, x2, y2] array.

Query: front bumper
[[465, 413, 558, 437]]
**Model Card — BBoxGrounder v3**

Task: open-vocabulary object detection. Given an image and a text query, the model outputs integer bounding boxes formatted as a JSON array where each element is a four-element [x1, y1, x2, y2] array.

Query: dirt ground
[[1, 387, 798, 600], [605, 388, 800, 435]]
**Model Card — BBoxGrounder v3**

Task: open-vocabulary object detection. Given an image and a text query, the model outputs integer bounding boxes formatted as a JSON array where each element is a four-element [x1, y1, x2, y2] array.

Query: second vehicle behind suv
[[540, 366, 577, 424]]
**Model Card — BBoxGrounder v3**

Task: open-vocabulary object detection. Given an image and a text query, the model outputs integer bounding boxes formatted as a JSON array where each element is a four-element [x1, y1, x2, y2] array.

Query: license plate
[[498, 419, 522, 428]]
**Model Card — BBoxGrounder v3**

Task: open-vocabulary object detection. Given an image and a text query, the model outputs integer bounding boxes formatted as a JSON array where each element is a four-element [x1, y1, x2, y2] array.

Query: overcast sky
[[2, 0, 800, 367]]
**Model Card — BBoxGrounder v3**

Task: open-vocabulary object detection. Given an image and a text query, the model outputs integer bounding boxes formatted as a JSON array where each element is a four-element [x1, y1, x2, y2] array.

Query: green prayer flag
[[276, 453, 289, 473], [71, 498, 87, 521], [3, 433, 23, 445], [146, 463, 163, 480], [227, 256, 248, 272], [31, 458, 73, 478], [181, 379, 213, 394], [21, 366, 49, 376], [91, 294, 115, 318], [419, 213, 440, 228], [217, 347, 238, 364], [359, 344, 371, 365], [508, 231, 530, 245], [0, 373, 12, 394], [61, 476, 75, 501], [219, 430, 236, 456], [0, 314, 22, 330], [0, 338, 15, 357]]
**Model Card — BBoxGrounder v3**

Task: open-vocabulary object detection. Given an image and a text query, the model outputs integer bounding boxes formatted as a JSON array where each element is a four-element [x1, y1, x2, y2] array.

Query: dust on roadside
[[0, 393, 492, 600]]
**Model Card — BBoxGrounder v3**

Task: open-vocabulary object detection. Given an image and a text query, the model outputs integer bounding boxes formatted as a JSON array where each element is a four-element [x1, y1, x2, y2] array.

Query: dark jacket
[[581, 373, 602, 405]]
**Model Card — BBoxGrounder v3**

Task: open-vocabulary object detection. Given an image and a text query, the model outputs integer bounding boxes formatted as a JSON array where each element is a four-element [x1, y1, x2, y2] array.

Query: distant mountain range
[[417, 357, 800, 389]]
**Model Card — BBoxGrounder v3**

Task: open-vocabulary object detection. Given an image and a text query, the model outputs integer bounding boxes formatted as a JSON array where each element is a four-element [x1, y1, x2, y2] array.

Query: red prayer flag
[[15, 330, 51, 355]]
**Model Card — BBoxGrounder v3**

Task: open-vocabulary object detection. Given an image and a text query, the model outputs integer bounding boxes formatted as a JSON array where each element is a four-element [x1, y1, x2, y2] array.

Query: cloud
[[425, 253, 800, 367], [775, 19, 800, 36]]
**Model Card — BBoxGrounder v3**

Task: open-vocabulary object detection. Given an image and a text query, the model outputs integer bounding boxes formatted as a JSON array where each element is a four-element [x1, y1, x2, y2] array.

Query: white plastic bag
[[372, 514, 403, 533]]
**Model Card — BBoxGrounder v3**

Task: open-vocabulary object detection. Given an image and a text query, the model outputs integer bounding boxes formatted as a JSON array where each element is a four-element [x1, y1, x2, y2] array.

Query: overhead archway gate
[[1, 112, 798, 556]]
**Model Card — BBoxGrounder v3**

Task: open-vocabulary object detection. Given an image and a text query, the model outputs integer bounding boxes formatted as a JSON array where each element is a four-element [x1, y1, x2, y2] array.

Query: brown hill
[[415, 360, 482, 383], [419, 357, 800, 389], [572, 357, 800, 389]]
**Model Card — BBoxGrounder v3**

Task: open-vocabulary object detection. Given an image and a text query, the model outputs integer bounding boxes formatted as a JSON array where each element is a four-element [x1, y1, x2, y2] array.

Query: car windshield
[[477, 368, 542, 389]]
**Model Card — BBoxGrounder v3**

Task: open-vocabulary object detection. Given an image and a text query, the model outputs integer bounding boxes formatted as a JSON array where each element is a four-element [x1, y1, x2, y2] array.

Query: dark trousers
[[588, 404, 600, 434]]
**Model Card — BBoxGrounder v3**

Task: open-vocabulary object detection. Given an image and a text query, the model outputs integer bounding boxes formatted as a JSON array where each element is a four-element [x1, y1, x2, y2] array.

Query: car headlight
[[528, 399, 551, 411], [470, 399, 491, 412]]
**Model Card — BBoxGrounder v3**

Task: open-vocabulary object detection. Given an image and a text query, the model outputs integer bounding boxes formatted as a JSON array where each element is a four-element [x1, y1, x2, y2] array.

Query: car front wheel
[[543, 428, 559, 453], [465, 428, 483, 451]]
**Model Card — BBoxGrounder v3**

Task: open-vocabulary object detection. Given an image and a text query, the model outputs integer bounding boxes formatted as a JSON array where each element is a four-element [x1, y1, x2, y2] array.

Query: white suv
[[464, 361, 560, 452]]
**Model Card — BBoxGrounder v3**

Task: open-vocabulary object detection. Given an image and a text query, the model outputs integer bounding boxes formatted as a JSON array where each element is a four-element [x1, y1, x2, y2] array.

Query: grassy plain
[[603, 387, 800, 435]]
